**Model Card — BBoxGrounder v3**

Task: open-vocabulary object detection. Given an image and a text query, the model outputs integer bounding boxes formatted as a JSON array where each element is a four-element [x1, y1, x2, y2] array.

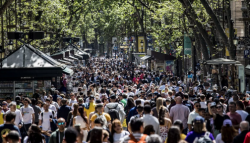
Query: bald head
[[240, 121, 249, 131], [57, 118, 65, 122], [176, 96, 182, 104]]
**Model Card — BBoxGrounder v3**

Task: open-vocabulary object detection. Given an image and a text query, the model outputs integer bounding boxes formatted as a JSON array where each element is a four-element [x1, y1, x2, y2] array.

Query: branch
[[0, 0, 15, 17], [137, 0, 155, 13]]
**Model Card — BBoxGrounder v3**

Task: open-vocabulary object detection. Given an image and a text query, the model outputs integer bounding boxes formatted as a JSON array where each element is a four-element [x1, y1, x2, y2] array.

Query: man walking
[[57, 98, 71, 121], [20, 98, 34, 133], [49, 118, 66, 143], [0, 112, 21, 143], [170, 96, 190, 134], [104, 94, 126, 123]]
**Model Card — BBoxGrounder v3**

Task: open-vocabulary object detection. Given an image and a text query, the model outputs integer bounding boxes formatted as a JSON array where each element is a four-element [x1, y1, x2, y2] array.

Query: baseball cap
[[223, 119, 232, 127], [193, 116, 205, 124], [109, 94, 116, 99]]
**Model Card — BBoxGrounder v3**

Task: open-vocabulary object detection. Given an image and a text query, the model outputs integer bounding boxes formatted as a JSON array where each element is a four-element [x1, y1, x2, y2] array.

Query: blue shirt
[[57, 105, 72, 121], [126, 106, 138, 125], [185, 131, 214, 143], [0, 124, 21, 143]]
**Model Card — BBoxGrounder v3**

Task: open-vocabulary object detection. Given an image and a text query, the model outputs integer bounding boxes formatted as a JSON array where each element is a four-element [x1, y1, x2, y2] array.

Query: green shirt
[[49, 129, 65, 143], [121, 99, 127, 107]]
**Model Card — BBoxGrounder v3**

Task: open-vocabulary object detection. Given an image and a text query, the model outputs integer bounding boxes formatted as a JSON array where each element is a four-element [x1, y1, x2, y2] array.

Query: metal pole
[[1, 0, 3, 69], [193, 44, 196, 81]]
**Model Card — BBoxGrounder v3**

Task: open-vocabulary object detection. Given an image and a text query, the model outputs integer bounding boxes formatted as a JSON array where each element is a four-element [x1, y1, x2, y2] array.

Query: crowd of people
[[2, 57, 250, 143]]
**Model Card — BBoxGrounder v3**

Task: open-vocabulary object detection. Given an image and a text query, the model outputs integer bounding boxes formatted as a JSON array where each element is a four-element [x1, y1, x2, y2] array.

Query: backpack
[[183, 100, 193, 112], [107, 104, 120, 122], [194, 132, 213, 143], [128, 134, 147, 143], [95, 113, 108, 128]]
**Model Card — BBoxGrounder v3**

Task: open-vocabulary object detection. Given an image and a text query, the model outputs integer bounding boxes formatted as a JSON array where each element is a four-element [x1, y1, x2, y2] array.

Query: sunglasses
[[196, 105, 201, 107], [2, 104, 6, 106], [58, 122, 65, 125], [216, 106, 222, 109]]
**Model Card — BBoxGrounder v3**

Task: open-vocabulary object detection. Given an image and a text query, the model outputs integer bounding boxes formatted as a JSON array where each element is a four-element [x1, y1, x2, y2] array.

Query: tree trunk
[[200, 0, 234, 59], [180, 0, 214, 53], [226, 0, 236, 60], [0, 0, 14, 17]]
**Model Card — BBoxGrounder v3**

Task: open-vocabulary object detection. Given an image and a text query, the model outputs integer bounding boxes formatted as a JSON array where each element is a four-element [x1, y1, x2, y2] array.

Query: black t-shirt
[[0, 124, 21, 143], [214, 114, 230, 130]]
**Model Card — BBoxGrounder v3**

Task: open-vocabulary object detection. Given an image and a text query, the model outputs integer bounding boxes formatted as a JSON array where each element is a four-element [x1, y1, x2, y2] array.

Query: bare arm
[[73, 117, 76, 127], [38, 119, 42, 126], [32, 113, 35, 124], [188, 124, 192, 132]]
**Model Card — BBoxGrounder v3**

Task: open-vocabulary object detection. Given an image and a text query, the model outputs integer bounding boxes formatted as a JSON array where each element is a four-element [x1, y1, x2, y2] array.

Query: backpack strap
[[129, 134, 138, 142], [204, 131, 210, 138], [140, 134, 147, 142]]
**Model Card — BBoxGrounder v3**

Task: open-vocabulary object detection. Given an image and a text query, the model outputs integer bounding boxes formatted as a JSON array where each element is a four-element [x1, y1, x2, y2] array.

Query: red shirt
[[244, 132, 250, 143], [227, 112, 242, 126]]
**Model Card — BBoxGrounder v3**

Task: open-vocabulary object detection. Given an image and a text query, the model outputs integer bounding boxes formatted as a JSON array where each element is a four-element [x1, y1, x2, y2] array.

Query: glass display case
[[15, 81, 33, 98], [0, 81, 14, 100]]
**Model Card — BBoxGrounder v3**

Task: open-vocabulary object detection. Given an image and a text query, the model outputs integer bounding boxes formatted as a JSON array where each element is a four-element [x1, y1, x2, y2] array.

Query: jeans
[[45, 135, 50, 143]]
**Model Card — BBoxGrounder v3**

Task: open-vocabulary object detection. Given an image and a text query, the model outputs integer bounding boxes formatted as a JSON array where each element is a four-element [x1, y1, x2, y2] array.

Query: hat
[[223, 119, 232, 127], [15, 96, 21, 101], [109, 94, 116, 99], [200, 94, 205, 97], [89, 95, 95, 99], [210, 102, 216, 107], [193, 116, 205, 124]]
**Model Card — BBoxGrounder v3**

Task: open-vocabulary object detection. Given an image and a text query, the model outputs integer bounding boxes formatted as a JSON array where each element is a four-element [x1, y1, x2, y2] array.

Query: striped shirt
[[121, 133, 149, 143]]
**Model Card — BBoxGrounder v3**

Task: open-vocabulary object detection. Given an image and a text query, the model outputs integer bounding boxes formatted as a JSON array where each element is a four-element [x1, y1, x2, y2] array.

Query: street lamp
[[114, 40, 117, 59], [140, 40, 144, 53], [8, 40, 13, 51], [233, 37, 238, 45]]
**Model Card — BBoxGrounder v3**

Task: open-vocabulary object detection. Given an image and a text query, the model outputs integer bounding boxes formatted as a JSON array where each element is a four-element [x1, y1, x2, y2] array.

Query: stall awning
[[73, 54, 83, 60], [58, 59, 71, 65], [69, 56, 78, 60], [62, 67, 74, 76], [205, 58, 240, 65], [63, 58, 74, 62], [141, 55, 151, 60], [151, 51, 176, 61]]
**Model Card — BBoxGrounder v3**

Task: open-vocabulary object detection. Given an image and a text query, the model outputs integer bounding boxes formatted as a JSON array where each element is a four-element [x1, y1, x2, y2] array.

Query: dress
[[160, 125, 168, 142], [75, 115, 88, 142]]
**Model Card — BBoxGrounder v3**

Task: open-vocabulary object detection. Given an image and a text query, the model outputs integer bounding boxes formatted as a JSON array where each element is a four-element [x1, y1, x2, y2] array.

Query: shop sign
[[244, 50, 250, 58], [21, 77, 34, 79], [184, 35, 192, 55]]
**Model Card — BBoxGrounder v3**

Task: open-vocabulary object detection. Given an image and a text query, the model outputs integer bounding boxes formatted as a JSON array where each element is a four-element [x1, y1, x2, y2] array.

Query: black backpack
[[183, 100, 193, 112], [107, 104, 120, 122]]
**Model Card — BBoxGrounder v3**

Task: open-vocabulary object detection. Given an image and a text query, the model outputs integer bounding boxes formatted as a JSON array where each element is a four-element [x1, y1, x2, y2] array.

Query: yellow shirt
[[85, 102, 95, 118], [165, 134, 186, 143], [0, 113, 4, 125], [90, 113, 111, 122]]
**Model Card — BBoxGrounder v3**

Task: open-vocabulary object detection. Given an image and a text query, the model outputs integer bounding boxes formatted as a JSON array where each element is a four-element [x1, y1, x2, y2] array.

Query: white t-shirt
[[20, 106, 34, 124], [187, 111, 199, 124], [215, 133, 224, 143], [69, 99, 77, 109], [113, 130, 129, 143], [6, 109, 22, 127], [200, 101, 207, 109], [236, 110, 249, 120], [39, 109, 54, 131]]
